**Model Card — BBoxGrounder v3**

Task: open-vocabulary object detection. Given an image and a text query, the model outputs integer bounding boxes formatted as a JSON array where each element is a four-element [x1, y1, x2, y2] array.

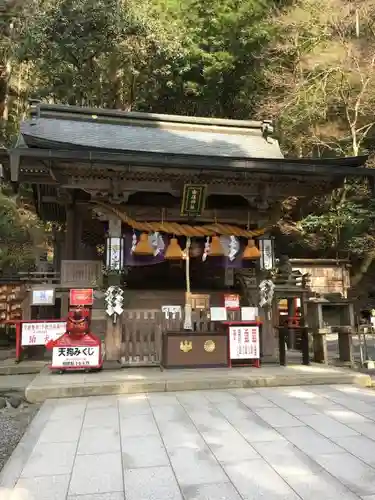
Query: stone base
[[24, 364, 372, 403]]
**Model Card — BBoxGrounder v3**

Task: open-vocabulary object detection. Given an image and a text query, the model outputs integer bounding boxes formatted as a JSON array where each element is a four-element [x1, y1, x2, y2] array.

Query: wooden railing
[[18, 271, 60, 284], [60, 260, 102, 288]]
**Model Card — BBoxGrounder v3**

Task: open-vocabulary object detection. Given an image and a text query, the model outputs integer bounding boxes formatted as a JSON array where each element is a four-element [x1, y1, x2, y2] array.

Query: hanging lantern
[[242, 239, 261, 260], [209, 235, 224, 256], [165, 237, 183, 260], [105, 235, 125, 270], [259, 236, 276, 270], [133, 232, 154, 255]]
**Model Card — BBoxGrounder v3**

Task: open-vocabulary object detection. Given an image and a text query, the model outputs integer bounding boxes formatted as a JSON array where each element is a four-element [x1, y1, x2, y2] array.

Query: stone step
[[25, 364, 372, 403]]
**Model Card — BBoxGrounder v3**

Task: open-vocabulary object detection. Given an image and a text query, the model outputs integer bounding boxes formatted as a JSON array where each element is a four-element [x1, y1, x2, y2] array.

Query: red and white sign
[[52, 345, 100, 368], [229, 325, 259, 359], [21, 321, 67, 346], [48, 331, 102, 371], [224, 294, 240, 310], [70, 289, 94, 306]]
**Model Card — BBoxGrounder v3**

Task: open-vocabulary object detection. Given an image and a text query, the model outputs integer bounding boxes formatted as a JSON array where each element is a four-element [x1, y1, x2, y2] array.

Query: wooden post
[[64, 205, 75, 259], [105, 316, 122, 362], [105, 217, 122, 362]]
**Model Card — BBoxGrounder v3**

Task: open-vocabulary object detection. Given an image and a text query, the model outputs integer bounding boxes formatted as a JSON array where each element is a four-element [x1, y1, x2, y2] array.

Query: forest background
[[1, 0, 375, 302]]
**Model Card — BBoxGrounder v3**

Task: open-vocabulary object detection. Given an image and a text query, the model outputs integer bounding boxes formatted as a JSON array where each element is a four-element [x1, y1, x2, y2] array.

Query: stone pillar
[[105, 218, 123, 362], [260, 301, 278, 362]]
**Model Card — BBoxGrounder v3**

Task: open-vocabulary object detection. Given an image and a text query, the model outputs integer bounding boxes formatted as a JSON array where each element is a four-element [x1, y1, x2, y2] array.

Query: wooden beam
[[93, 205, 273, 224]]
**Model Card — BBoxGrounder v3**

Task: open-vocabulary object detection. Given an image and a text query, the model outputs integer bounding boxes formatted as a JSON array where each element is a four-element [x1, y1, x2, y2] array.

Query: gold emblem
[[204, 340, 215, 353], [180, 340, 192, 352]]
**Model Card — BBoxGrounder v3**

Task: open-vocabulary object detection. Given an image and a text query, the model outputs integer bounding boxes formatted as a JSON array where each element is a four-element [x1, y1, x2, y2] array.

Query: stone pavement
[[3, 385, 375, 499]]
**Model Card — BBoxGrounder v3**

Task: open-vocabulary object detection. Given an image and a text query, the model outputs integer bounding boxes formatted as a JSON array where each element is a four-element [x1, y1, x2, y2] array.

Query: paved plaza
[[2, 386, 375, 499]]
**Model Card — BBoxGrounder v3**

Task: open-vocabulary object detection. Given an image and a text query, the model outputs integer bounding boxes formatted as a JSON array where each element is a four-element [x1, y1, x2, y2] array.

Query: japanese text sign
[[31, 288, 55, 306], [229, 325, 260, 359], [180, 184, 207, 216], [52, 345, 100, 368], [70, 289, 94, 306], [21, 321, 66, 347], [224, 294, 240, 310]]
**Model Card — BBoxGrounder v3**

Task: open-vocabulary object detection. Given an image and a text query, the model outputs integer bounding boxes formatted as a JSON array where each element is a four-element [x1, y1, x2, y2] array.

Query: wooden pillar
[[21, 290, 32, 321], [64, 205, 75, 259], [105, 218, 122, 362], [74, 209, 83, 259], [287, 298, 296, 349]]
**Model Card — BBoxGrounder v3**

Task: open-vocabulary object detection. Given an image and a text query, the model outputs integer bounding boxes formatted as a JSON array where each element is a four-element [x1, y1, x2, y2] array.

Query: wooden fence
[[121, 309, 239, 366]]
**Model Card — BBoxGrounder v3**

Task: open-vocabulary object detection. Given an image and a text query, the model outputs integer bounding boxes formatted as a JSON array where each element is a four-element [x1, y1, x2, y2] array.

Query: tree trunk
[[351, 251, 375, 287]]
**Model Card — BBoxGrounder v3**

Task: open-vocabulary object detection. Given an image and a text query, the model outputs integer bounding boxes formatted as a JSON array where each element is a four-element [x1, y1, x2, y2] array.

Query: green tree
[[148, 0, 277, 117], [0, 184, 47, 273], [18, 0, 187, 110]]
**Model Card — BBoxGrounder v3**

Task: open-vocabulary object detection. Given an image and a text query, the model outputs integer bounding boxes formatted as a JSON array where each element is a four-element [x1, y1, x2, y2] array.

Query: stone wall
[[291, 259, 350, 298]]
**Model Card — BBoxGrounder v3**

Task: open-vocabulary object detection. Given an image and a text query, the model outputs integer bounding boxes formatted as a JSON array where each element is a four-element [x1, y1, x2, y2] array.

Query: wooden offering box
[[162, 331, 229, 369]]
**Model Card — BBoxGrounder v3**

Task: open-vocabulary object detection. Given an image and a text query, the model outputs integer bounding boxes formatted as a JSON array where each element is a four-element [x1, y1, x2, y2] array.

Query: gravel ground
[[0, 403, 40, 472]]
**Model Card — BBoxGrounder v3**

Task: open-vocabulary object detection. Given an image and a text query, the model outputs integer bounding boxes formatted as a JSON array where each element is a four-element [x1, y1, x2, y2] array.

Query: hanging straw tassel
[[242, 238, 261, 260], [133, 232, 154, 255], [165, 237, 183, 260]]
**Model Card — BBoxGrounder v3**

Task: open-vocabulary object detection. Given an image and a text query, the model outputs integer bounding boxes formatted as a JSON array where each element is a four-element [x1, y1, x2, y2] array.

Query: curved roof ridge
[[30, 102, 271, 131]]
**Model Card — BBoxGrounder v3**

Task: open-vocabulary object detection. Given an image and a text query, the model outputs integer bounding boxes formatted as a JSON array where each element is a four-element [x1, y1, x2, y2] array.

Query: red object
[[46, 308, 103, 372], [224, 293, 240, 310], [46, 331, 103, 371], [287, 316, 301, 328], [70, 289, 94, 306], [223, 320, 262, 368]]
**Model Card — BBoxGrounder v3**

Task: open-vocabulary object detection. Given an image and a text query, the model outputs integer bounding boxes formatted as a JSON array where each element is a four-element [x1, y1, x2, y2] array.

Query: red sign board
[[70, 289, 94, 306], [224, 294, 240, 310]]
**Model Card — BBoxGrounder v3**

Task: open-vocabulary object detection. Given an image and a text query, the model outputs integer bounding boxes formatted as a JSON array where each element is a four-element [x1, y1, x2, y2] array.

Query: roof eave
[[4, 147, 371, 182]]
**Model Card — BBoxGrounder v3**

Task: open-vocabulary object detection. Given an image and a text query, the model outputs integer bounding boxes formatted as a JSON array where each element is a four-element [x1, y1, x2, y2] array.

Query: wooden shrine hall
[[0, 102, 372, 366]]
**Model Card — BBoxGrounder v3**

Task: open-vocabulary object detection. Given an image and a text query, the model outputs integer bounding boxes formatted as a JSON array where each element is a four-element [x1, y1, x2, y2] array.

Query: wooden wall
[[291, 260, 350, 298]]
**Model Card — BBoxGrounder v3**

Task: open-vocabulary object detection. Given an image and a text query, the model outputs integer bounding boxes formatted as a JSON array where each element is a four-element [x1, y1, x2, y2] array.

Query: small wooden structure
[[1, 103, 372, 365]]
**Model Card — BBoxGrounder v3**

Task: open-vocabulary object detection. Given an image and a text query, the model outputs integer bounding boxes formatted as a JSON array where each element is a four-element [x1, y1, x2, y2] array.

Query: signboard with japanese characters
[[70, 289, 94, 306], [31, 288, 55, 306], [21, 321, 67, 347], [224, 294, 240, 310], [52, 345, 100, 368], [180, 184, 207, 216], [228, 325, 260, 360]]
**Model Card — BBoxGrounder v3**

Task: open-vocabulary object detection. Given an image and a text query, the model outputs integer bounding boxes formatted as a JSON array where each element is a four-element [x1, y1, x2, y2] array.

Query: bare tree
[[260, 0, 375, 158]]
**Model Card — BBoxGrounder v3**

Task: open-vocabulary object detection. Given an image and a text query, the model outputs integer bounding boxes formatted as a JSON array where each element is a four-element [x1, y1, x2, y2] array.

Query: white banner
[[21, 321, 66, 346], [52, 345, 100, 368], [229, 325, 260, 360]]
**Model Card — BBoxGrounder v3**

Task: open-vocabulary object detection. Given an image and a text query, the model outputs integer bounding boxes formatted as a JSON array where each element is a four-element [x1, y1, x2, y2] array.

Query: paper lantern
[[209, 235, 224, 257], [165, 238, 183, 260], [133, 233, 154, 255], [242, 239, 261, 260]]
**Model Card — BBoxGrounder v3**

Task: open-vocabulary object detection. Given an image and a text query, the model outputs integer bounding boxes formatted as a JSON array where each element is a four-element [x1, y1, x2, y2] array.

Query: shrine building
[[0, 102, 372, 366]]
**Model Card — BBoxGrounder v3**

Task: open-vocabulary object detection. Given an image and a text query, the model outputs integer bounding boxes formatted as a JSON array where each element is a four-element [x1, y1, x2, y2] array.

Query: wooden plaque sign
[[180, 184, 207, 216]]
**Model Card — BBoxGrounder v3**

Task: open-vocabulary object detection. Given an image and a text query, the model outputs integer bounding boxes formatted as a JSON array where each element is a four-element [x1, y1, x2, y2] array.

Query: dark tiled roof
[[20, 104, 284, 159]]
